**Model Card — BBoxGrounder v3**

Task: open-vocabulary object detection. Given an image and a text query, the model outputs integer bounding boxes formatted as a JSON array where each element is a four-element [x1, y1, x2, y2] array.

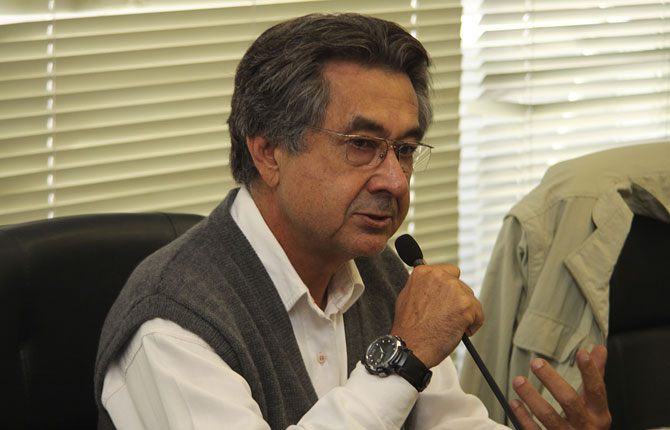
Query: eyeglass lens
[[344, 137, 430, 172]]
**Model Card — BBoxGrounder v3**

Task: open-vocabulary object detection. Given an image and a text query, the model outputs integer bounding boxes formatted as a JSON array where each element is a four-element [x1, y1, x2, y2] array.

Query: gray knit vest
[[94, 188, 411, 429]]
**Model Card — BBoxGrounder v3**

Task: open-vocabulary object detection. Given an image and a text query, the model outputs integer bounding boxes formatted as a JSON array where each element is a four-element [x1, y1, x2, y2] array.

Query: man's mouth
[[364, 214, 389, 221], [355, 213, 394, 230]]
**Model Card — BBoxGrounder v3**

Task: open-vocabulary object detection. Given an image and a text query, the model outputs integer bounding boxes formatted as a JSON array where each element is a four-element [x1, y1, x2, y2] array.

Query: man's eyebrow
[[347, 116, 385, 134], [401, 127, 424, 142], [347, 116, 424, 141]]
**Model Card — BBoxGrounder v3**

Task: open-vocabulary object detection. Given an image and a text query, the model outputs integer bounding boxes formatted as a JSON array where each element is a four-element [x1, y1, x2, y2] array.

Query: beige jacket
[[459, 142, 670, 426]]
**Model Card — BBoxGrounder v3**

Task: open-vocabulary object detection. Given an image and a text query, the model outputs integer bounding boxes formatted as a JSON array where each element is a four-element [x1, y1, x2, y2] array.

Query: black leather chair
[[606, 214, 670, 430], [0, 212, 204, 429]]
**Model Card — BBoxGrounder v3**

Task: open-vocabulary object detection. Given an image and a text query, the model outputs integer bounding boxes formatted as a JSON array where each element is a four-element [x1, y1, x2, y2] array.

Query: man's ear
[[246, 135, 280, 188]]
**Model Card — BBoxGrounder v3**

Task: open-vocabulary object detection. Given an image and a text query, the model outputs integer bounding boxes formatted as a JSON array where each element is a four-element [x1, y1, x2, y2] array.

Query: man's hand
[[390, 264, 484, 368], [510, 345, 611, 430]]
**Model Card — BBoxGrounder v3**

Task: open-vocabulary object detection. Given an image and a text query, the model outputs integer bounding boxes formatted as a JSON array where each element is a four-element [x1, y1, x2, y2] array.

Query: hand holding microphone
[[390, 234, 484, 368]]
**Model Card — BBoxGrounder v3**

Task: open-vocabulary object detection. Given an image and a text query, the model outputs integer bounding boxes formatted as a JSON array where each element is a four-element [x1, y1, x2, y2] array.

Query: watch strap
[[395, 348, 433, 392]]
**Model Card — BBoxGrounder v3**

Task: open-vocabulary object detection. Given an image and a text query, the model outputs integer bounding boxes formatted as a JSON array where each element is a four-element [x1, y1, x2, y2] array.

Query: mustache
[[348, 194, 398, 216]]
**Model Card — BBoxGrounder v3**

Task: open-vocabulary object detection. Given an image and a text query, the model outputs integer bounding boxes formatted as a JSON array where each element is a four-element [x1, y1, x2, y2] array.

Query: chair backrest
[[0, 212, 204, 429], [606, 214, 670, 430]]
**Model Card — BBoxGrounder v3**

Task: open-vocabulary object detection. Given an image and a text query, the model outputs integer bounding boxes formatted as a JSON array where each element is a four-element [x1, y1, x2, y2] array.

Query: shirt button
[[317, 352, 327, 365]]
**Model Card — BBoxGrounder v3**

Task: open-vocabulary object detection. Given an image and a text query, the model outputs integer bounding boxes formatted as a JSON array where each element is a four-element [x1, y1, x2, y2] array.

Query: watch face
[[365, 336, 401, 373]]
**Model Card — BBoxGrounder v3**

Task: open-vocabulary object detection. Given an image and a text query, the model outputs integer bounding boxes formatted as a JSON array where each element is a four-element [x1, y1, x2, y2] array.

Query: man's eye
[[347, 138, 378, 152], [397, 144, 417, 158]]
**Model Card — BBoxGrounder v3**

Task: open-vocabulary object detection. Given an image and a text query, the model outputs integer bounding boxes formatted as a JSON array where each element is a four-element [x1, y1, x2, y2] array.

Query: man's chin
[[348, 230, 394, 257]]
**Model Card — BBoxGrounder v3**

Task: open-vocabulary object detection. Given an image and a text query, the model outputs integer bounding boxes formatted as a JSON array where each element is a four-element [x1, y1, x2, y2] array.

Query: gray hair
[[227, 13, 433, 186]]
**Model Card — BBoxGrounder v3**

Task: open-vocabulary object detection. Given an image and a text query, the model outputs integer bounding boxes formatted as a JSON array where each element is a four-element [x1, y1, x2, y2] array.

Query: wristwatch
[[363, 334, 433, 392]]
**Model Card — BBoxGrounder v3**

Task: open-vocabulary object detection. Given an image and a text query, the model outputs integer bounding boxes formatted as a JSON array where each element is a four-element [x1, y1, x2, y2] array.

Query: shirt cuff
[[344, 362, 419, 427]]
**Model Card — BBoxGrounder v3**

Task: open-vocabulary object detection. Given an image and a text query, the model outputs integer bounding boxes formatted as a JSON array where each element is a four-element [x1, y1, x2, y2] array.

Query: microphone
[[394, 234, 522, 430]]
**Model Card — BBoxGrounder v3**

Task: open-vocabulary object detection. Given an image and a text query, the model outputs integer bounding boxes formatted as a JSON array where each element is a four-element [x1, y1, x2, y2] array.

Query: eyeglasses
[[308, 126, 433, 173]]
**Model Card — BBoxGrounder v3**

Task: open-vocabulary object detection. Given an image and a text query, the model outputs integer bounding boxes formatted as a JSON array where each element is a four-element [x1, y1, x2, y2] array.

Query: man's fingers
[[588, 345, 608, 377], [576, 348, 611, 422], [464, 295, 484, 336], [512, 375, 565, 429], [513, 347, 611, 430], [440, 263, 460, 278], [509, 399, 541, 430], [530, 358, 596, 428]]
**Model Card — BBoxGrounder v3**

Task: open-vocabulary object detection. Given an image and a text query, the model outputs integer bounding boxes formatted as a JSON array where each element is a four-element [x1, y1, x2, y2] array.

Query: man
[[95, 13, 611, 429]]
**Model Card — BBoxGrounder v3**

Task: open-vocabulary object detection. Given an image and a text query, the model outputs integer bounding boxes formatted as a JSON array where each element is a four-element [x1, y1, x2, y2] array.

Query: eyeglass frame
[[306, 126, 434, 172]]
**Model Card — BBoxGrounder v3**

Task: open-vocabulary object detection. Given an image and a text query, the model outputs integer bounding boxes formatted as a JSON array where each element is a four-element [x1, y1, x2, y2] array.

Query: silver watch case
[[363, 334, 407, 376]]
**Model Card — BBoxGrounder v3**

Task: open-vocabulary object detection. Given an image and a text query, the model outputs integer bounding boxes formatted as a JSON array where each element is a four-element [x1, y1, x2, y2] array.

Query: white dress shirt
[[102, 186, 505, 429]]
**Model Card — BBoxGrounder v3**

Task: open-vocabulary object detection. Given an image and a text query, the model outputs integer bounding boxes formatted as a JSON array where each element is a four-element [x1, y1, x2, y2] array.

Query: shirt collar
[[230, 186, 364, 316], [324, 260, 364, 316]]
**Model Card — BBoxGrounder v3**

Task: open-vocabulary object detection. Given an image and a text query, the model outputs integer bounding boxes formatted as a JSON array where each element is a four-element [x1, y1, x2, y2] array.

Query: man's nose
[[367, 147, 411, 197]]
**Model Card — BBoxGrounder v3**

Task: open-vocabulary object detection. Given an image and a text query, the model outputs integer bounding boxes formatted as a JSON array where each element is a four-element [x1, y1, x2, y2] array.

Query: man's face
[[272, 61, 420, 263]]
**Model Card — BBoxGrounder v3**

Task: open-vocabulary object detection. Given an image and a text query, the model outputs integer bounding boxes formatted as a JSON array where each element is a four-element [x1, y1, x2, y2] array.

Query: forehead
[[321, 61, 420, 135]]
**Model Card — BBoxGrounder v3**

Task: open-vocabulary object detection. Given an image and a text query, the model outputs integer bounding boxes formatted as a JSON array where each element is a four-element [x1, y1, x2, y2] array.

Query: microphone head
[[394, 234, 424, 267]]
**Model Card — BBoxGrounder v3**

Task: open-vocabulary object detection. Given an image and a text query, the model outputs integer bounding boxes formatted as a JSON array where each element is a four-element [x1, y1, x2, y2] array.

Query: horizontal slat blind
[[458, 0, 670, 292], [392, 0, 462, 264], [1, 0, 462, 265]]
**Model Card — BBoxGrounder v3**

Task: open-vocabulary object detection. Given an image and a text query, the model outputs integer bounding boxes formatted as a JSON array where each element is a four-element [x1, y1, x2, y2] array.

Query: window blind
[[0, 0, 462, 265], [458, 0, 669, 292]]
